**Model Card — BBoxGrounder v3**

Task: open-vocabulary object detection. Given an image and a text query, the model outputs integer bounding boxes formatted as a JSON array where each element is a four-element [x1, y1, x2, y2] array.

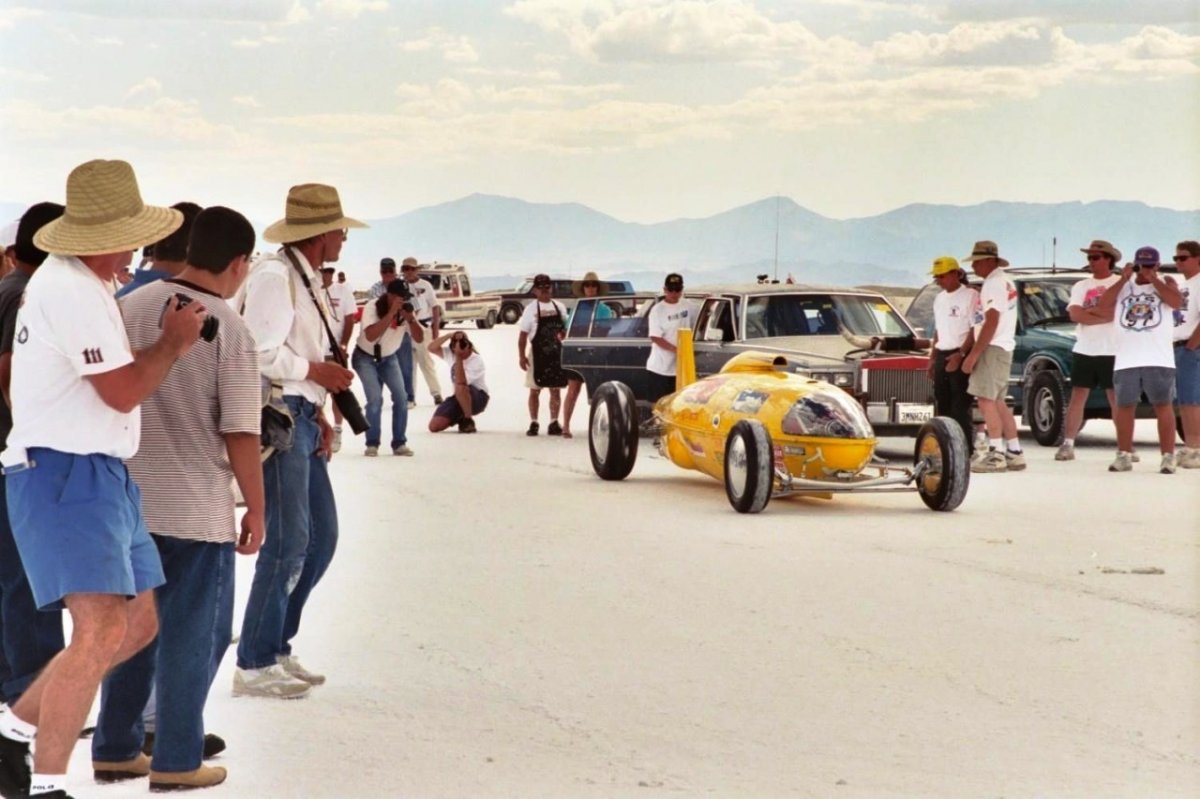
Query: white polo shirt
[[5, 255, 139, 461], [932, 286, 979, 350]]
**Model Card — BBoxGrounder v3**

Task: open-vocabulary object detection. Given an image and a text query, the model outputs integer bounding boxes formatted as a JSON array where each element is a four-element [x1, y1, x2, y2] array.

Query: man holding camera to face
[[352, 279, 424, 456], [428, 331, 488, 433], [235, 183, 363, 698], [1096, 246, 1183, 473]]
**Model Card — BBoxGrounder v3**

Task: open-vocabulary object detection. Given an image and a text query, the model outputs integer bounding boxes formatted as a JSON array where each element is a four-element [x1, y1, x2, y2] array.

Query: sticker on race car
[[731, 389, 769, 414]]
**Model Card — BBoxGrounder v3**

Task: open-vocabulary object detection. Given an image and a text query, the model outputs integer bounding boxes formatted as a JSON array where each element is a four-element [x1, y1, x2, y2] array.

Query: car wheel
[[913, 416, 969, 512], [723, 419, 773, 514], [500, 303, 522, 325], [1024, 369, 1067, 446], [485, 310, 498, 328], [589, 381, 638, 481]]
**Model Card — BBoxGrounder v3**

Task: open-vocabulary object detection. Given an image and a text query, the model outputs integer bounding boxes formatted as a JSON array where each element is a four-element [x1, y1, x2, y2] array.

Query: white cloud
[[124, 77, 162, 100], [873, 20, 1052, 67], [398, 28, 480, 64], [316, 0, 388, 17], [0, 67, 50, 83], [7, 1, 300, 22], [934, 0, 1200, 26], [233, 95, 262, 108], [0, 7, 40, 29], [94, 36, 123, 46], [3, 97, 253, 149], [460, 66, 563, 81], [232, 34, 284, 48]]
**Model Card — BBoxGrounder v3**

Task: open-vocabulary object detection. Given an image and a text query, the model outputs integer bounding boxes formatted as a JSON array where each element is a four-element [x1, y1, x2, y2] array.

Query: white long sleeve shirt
[[241, 247, 331, 404]]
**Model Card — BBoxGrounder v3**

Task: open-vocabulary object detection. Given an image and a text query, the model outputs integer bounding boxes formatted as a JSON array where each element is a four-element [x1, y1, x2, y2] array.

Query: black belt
[[1175, 340, 1188, 347]]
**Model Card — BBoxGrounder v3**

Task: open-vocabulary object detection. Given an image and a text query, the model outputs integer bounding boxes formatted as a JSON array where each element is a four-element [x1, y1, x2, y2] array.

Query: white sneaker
[[364, 446, 378, 457], [407, 400, 416, 410], [971, 449, 1008, 473], [277, 654, 326, 686], [1108, 451, 1133, 472], [1054, 442, 1074, 461], [232, 665, 311, 699], [1180, 448, 1200, 469], [1160, 452, 1177, 474], [1004, 450, 1027, 471], [332, 426, 343, 454], [392, 445, 414, 456]]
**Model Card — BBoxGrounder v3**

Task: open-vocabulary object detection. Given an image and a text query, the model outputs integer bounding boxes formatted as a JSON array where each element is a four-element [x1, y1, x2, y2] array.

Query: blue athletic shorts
[[5, 448, 164, 611], [1175, 345, 1200, 405]]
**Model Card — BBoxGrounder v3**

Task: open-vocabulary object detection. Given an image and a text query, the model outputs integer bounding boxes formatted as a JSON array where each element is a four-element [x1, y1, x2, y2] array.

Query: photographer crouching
[[352, 279, 424, 456], [235, 183, 363, 697], [428, 331, 489, 433]]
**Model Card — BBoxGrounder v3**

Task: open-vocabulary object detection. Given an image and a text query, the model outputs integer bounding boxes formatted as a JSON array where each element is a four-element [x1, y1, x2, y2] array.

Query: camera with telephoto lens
[[164, 292, 219, 342], [376, 280, 414, 318]]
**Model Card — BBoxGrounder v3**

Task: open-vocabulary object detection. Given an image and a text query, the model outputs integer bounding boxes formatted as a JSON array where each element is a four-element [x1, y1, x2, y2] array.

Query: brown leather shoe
[[150, 764, 228, 792], [93, 751, 151, 782]]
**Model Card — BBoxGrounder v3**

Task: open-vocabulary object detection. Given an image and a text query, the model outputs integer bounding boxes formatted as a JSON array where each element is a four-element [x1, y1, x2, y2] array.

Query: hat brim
[[962, 254, 1009, 267], [571, 279, 608, 297], [1079, 247, 1121, 261], [262, 216, 368, 244], [32, 206, 183, 257]]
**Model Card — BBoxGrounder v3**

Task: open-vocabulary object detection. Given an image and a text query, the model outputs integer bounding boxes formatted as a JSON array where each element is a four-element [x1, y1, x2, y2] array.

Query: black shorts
[[1070, 353, 1115, 390]]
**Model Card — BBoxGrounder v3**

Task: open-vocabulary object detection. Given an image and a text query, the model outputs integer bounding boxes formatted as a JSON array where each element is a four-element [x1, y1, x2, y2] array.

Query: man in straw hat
[[0, 159, 207, 799], [960, 240, 1026, 473], [234, 183, 362, 698], [1055, 240, 1122, 462]]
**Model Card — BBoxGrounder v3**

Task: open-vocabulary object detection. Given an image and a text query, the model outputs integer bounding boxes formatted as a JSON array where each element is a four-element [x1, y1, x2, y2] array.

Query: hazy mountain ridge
[[4, 196, 1195, 290]]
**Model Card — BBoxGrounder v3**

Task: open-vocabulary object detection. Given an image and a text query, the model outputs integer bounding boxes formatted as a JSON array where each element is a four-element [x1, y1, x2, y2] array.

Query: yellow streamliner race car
[[587, 330, 969, 514]]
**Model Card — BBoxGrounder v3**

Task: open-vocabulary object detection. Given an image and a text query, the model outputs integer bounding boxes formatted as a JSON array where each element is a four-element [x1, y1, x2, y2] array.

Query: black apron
[[531, 302, 568, 388]]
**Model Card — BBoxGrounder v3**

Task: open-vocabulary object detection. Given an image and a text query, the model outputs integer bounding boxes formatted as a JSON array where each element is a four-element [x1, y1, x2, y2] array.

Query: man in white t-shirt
[[927, 256, 980, 451], [961, 241, 1024, 473], [0, 160, 205, 799], [428, 330, 489, 433], [517, 274, 569, 436], [1172, 240, 1200, 468], [400, 257, 444, 405], [1056, 240, 1123, 461], [1096, 246, 1183, 473], [351, 279, 424, 456], [646, 272, 692, 402]]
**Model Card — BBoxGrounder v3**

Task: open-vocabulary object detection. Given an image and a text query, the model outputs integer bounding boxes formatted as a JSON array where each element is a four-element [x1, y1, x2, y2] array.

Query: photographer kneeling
[[428, 331, 488, 433], [352, 280, 423, 456]]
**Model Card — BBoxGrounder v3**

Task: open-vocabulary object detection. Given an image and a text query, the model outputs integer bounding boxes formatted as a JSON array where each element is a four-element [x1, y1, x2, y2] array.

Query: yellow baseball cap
[[930, 256, 961, 277]]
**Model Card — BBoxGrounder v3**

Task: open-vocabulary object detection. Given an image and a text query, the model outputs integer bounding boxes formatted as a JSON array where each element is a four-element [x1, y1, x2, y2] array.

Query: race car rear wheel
[[724, 420, 773, 514], [914, 416, 969, 512], [589, 381, 638, 481]]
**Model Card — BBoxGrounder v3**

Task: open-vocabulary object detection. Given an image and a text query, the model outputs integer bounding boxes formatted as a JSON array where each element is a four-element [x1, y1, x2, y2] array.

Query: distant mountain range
[[4, 195, 1196, 290]]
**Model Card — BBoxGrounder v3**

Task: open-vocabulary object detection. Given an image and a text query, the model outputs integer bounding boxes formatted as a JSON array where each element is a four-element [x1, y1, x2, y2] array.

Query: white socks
[[0, 706, 36, 743], [30, 774, 66, 795]]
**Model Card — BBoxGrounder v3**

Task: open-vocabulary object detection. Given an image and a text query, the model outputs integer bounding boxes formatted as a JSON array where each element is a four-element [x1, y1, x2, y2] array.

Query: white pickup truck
[[416, 263, 501, 329]]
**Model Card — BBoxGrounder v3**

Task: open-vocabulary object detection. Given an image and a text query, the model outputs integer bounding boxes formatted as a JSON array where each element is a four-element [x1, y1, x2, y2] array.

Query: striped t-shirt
[[120, 278, 261, 543]]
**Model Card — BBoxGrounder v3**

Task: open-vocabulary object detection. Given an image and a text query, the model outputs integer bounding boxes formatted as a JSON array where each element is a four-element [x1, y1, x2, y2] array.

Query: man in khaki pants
[[961, 240, 1026, 473]]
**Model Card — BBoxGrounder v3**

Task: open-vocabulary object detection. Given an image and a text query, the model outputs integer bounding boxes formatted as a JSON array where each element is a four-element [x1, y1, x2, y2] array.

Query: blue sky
[[1, 0, 1197, 224]]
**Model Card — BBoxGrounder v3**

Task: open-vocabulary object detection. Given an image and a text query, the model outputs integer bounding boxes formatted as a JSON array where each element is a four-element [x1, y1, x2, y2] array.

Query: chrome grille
[[865, 369, 934, 404]]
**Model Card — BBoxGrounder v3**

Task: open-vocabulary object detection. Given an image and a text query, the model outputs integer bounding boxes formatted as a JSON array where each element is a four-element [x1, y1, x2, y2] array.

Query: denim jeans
[[238, 397, 338, 669], [94, 537, 235, 772], [0, 475, 65, 702], [352, 347, 409, 448], [398, 334, 415, 399]]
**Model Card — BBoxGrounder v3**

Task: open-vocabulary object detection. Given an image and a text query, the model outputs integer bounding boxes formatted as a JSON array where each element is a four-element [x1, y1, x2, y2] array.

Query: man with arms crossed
[[0, 160, 203, 799], [91, 207, 265, 791], [1173, 240, 1200, 468]]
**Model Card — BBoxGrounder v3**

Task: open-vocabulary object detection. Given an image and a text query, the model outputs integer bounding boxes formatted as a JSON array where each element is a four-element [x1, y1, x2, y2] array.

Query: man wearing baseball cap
[[927, 256, 979, 451], [1056, 240, 1122, 461], [645, 272, 691, 402], [0, 160, 205, 799], [1096, 246, 1183, 472]]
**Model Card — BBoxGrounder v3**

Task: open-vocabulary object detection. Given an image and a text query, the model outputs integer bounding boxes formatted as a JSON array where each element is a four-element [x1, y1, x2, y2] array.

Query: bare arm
[[429, 331, 452, 356], [649, 335, 676, 353], [224, 432, 265, 555], [518, 331, 529, 369], [1096, 270, 1132, 311], [1151, 273, 1183, 309]]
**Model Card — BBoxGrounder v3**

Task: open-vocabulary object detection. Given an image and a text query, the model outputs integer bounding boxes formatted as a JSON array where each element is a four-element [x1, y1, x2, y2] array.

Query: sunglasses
[[1085, 254, 1108, 262], [1174, 254, 1195, 262], [582, 281, 599, 288]]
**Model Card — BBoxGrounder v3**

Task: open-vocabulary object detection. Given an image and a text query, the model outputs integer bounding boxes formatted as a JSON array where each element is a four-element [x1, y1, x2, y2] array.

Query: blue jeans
[[352, 348, 409, 448], [398, 334, 414, 399], [238, 397, 338, 669], [0, 475, 64, 702], [94, 537, 234, 771]]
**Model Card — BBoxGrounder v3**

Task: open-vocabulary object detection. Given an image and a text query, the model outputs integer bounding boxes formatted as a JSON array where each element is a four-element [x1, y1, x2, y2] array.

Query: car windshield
[[744, 294, 911, 339], [516, 279, 533, 293], [1020, 280, 1074, 327], [420, 273, 445, 291]]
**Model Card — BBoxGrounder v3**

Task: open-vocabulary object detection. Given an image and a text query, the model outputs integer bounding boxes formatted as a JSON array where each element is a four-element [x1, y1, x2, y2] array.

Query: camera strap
[[282, 247, 349, 370]]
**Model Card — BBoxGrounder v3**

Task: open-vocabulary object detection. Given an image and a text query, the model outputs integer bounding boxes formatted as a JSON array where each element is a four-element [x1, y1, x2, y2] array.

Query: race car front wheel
[[724, 420, 773, 514], [589, 381, 639, 480], [913, 416, 969, 511]]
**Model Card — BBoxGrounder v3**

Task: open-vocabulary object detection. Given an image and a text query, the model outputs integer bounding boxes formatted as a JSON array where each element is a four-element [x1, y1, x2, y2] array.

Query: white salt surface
[[62, 325, 1198, 798]]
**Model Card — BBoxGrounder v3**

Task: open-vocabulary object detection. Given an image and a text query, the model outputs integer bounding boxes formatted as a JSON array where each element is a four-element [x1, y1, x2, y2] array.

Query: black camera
[[164, 292, 219, 342], [376, 280, 414, 318]]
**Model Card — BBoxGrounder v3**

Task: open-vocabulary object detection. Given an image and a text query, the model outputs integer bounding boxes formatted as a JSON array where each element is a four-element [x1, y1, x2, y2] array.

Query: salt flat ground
[[67, 325, 1197, 798]]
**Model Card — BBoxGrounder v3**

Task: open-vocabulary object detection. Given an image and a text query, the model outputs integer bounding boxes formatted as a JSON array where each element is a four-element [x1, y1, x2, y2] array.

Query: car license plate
[[897, 403, 934, 424]]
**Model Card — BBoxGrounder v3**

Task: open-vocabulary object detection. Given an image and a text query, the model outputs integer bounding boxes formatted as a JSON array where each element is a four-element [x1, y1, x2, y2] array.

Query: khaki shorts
[[968, 345, 1013, 401]]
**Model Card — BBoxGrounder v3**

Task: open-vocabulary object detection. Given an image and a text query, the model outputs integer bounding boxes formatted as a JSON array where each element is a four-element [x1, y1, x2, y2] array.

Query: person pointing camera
[[351, 279, 424, 456]]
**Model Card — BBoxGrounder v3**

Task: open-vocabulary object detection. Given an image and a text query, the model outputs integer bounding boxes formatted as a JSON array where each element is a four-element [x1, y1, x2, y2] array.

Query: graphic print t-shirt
[[1173, 272, 1200, 342], [975, 270, 1018, 352], [932, 286, 980, 350], [646, 299, 692, 376], [1068, 275, 1120, 356], [1113, 276, 1179, 370]]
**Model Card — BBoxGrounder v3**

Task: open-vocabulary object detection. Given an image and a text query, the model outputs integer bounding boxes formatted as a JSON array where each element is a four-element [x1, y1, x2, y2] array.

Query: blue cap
[[1133, 246, 1160, 267]]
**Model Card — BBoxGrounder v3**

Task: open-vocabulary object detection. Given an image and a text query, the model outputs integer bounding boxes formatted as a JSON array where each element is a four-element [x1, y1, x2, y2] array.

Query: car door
[[692, 297, 737, 377], [562, 297, 656, 399]]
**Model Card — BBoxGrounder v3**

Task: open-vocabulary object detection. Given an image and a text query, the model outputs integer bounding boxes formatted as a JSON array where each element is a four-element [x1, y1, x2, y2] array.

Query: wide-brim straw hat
[[263, 183, 367, 244], [961, 240, 1009, 267], [33, 160, 182, 256], [571, 270, 608, 297]]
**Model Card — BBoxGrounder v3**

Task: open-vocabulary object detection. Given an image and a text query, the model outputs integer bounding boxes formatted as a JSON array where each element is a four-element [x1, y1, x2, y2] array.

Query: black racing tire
[[913, 416, 969, 512], [500, 303, 523, 325], [723, 419, 773, 514], [589, 381, 639, 481], [1024, 369, 1067, 446], [485, 310, 498, 328]]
